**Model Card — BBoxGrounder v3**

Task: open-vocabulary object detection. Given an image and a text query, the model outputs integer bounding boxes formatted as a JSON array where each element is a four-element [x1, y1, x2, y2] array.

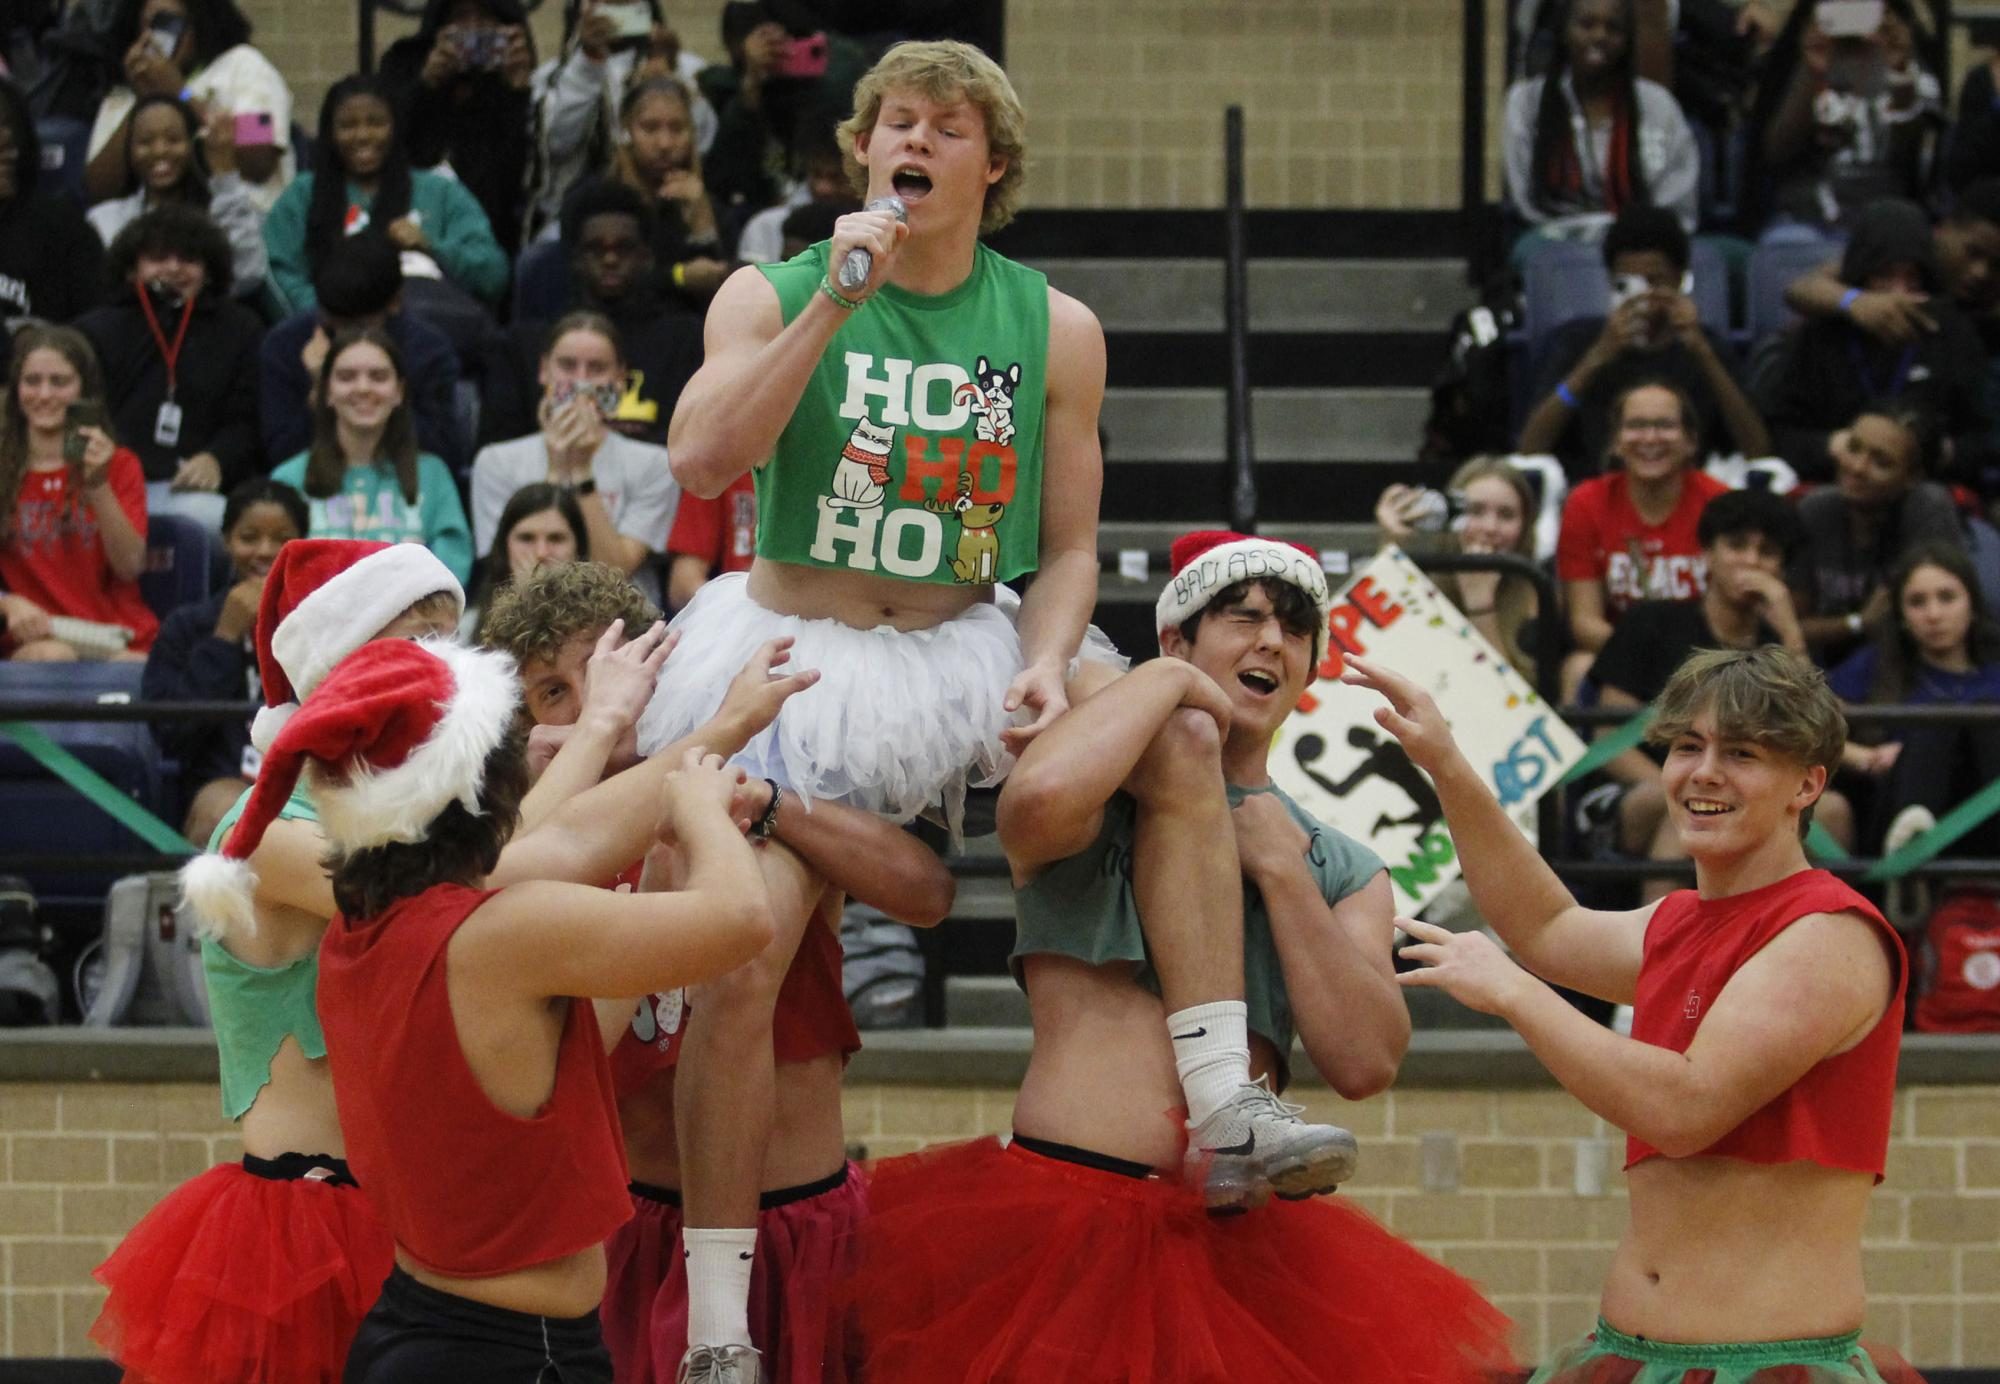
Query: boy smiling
[[1346, 646, 1921, 1384]]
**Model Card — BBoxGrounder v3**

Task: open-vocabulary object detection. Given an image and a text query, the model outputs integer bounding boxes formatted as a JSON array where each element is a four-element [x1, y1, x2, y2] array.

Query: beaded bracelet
[[819, 276, 863, 311]]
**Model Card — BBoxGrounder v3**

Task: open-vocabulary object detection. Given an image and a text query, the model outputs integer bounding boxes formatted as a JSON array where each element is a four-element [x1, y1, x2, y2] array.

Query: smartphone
[[458, 27, 505, 69], [600, 1, 654, 41], [233, 111, 276, 148], [775, 31, 829, 80], [1610, 273, 1652, 309], [145, 11, 186, 59], [1816, 0, 1885, 37], [62, 401, 99, 464]]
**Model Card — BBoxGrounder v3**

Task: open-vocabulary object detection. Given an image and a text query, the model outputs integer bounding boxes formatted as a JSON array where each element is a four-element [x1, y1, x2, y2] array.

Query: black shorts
[[344, 1266, 612, 1382]]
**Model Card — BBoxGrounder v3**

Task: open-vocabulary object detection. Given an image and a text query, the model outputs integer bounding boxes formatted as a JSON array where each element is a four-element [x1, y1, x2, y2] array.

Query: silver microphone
[[837, 195, 908, 291]]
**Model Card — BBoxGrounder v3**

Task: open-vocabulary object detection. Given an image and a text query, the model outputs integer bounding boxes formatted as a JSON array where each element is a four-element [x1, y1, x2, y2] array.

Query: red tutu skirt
[[602, 1163, 866, 1384], [90, 1159, 394, 1384], [841, 1137, 1518, 1384]]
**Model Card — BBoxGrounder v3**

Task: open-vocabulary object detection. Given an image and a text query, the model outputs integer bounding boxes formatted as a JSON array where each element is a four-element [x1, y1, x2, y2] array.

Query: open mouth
[[892, 166, 933, 202], [1683, 799, 1734, 819], [1237, 669, 1280, 697]]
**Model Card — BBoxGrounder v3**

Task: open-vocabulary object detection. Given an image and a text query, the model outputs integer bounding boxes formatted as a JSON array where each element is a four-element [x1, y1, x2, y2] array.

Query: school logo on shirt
[[810, 350, 1024, 583]]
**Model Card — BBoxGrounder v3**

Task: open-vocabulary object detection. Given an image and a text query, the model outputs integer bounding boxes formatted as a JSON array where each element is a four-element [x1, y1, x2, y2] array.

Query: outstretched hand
[[717, 636, 821, 739], [1001, 659, 1068, 754], [582, 618, 675, 735], [1395, 917, 1531, 1018], [1338, 654, 1460, 777]]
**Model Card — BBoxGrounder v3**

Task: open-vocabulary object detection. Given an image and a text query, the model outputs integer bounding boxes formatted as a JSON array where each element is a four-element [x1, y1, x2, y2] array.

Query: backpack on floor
[[78, 872, 211, 1028], [1915, 886, 2000, 1033]]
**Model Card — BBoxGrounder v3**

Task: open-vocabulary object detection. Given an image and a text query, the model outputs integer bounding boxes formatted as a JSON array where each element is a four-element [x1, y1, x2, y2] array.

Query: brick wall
[[235, 0, 1500, 210], [7, 1078, 2000, 1364]]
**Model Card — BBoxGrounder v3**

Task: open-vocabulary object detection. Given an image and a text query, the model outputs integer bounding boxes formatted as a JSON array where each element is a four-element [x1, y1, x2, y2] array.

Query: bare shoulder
[[1766, 908, 1897, 983], [704, 265, 785, 349], [1047, 286, 1105, 353]]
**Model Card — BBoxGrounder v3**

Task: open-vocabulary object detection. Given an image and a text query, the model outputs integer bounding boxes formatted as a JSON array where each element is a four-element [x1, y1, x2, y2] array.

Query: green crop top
[[203, 784, 326, 1121]]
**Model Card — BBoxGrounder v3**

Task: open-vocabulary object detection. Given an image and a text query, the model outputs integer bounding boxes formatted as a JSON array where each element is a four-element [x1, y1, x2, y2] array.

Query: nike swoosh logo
[[738, 1251, 754, 1260], [1211, 1133, 1255, 1156], [1171, 1027, 1207, 1040]]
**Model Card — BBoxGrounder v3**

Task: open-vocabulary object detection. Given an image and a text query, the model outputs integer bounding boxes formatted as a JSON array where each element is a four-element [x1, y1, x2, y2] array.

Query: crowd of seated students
[[0, 0, 895, 847], [1445, 0, 2000, 924]]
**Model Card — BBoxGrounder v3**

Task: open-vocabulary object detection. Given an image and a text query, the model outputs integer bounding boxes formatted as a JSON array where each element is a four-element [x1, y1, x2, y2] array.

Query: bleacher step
[[1102, 387, 1428, 465], [1029, 258, 1473, 334]]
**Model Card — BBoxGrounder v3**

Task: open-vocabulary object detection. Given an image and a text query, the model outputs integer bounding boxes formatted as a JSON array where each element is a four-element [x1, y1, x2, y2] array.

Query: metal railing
[[1222, 104, 1257, 533]]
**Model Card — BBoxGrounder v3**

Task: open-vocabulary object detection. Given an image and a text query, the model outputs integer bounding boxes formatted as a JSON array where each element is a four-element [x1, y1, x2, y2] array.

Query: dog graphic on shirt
[[829, 416, 895, 510], [952, 357, 1020, 447]]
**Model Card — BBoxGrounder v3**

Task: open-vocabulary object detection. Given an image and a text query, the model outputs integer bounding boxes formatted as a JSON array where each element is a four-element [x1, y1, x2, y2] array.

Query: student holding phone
[[379, 0, 541, 255], [471, 311, 680, 607], [83, 0, 294, 214], [0, 327, 156, 660], [1519, 204, 1768, 480], [530, 0, 719, 241], [86, 94, 268, 297]]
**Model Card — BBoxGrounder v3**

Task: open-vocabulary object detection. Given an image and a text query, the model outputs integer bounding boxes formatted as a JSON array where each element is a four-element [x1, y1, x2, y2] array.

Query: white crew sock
[[682, 1226, 757, 1350], [1167, 999, 1253, 1129]]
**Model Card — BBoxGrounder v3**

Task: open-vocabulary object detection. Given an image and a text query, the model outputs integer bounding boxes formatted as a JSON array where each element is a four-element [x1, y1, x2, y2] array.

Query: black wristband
[[573, 477, 596, 497], [751, 779, 784, 839]]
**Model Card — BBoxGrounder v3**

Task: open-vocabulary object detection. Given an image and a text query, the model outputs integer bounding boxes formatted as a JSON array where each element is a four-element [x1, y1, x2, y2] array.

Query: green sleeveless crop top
[[752, 240, 1050, 585], [204, 784, 325, 1121], [1011, 782, 1384, 1091]]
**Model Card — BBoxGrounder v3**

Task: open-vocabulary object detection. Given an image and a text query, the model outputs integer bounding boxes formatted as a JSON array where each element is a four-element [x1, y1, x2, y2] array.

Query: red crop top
[[609, 910, 860, 1100], [318, 883, 633, 1276], [1625, 869, 1905, 1178]]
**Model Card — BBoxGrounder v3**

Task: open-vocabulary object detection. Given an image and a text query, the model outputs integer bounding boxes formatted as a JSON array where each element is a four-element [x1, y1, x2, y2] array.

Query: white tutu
[[636, 574, 1125, 835]]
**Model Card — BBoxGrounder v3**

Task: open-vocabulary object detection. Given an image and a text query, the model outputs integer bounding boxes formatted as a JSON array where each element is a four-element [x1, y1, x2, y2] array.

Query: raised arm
[[667, 206, 907, 498], [1342, 655, 1651, 1002], [997, 657, 1231, 877], [747, 783, 955, 927], [515, 619, 673, 833], [491, 638, 817, 886], [457, 750, 775, 1000], [1400, 908, 1892, 1155], [1001, 287, 1107, 754]]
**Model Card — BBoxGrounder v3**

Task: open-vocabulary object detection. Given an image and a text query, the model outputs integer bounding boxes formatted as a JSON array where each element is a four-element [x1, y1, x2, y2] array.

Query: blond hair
[[837, 40, 1027, 236], [1646, 646, 1847, 774]]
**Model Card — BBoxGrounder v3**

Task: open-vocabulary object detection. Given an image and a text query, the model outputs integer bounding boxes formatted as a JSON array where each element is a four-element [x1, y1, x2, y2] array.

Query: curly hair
[[106, 201, 234, 297], [1647, 645, 1848, 775], [325, 727, 529, 919], [480, 560, 660, 668], [837, 40, 1027, 236]]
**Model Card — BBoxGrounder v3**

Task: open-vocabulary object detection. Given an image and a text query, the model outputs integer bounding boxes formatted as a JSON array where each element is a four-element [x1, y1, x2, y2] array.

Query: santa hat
[[250, 540, 465, 752], [183, 638, 518, 937], [1156, 530, 1333, 666]]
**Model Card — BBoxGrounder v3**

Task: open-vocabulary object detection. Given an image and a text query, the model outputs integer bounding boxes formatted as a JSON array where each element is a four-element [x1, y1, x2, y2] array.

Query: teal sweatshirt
[[269, 452, 474, 587], [262, 170, 510, 314]]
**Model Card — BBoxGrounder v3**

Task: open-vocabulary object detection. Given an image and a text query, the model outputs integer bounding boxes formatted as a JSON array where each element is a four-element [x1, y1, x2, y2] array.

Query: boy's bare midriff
[[747, 556, 988, 632], [621, 1051, 848, 1193], [1011, 954, 1283, 1174], [1603, 1156, 1874, 1343]]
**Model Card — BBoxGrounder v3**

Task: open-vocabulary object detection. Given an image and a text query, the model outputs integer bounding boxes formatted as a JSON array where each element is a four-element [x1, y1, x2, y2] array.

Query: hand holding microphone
[[829, 195, 908, 303]]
